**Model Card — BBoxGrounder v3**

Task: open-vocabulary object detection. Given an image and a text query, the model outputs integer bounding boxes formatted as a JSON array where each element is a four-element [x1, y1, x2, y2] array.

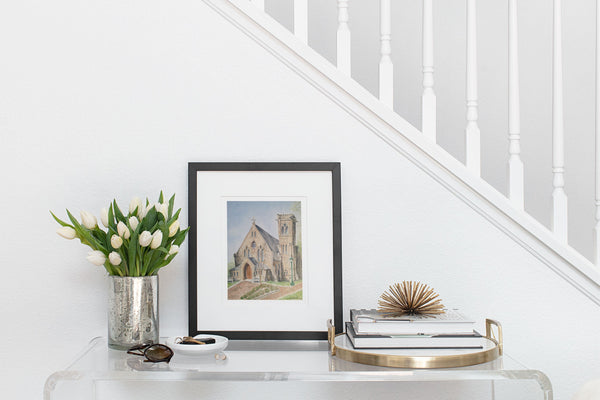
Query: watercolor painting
[[227, 201, 303, 300]]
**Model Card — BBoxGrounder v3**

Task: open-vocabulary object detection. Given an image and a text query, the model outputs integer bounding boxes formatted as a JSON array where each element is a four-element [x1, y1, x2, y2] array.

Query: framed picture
[[188, 162, 342, 340]]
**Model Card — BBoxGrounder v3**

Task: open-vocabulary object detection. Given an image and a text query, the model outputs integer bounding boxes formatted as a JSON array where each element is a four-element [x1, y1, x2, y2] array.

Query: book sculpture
[[378, 281, 444, 317]]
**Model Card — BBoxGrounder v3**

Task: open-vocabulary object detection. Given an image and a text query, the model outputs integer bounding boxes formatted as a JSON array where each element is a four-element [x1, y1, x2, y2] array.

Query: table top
[[45, 336, 551, 385]]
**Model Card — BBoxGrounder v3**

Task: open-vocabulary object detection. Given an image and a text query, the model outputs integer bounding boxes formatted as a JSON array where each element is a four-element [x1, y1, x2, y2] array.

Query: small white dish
[[166, 335, 229, 357]]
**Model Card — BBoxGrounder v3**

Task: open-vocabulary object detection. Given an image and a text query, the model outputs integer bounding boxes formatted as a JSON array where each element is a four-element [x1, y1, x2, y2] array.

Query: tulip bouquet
[[51, 192, 189, 276]]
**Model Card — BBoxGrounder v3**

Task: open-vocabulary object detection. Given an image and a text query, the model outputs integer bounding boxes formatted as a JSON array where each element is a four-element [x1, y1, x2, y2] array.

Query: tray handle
[[485, 318, 503, 355], [327, 319, 336, 356]]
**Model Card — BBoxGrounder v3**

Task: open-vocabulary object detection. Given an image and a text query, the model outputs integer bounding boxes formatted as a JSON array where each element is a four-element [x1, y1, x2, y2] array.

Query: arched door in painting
[[244, 263, 252, 280]]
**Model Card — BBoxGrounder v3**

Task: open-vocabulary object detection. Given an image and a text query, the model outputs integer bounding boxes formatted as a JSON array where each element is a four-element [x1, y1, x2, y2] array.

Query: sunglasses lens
[[145, 345, 173, 362]]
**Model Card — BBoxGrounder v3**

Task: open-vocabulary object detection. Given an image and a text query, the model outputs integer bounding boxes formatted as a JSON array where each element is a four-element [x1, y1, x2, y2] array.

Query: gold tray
[[327, 319, 502, 369]]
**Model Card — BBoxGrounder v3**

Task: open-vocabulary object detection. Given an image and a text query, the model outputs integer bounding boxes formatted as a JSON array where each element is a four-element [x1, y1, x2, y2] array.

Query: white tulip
[[80, 210, 97, 229], [168, 244, 179, 255], [129, 216, 139, 231], [100, 208, 109, 228], [168, 220, 179, 237], [139, 231, 152, 247], [129, 197, 142, 215], [142, 203, 156, 219], [108, 251, 122, 266], [156, 203, 168, 219], [111, 234, 123, 249], [138, 203, 149, 219], [86, 250, 106, 266], [117, 221, 130, 239], [150, 231, 163, 249], [56, 226, 77, 240]]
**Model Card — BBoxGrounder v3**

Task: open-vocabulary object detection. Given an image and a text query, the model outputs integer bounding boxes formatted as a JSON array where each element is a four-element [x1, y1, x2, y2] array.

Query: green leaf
[[168, 194, 175, 220], [66, 209, 103, 250], [113, 200, 126, 223], [167, 209, 181, 227], [148, 253, 177, 275], [161, 223, 168, 245], [92, 228, 108, 250], [107, 203, 116, 229], [173, 227, 190, 246], [154, 246, 169, 255], [118, 246, 129, 273], [141, 206, 158, 231], [141, 250, 154, 276], [50, 211, 71, 227], [158, 191, 164, 203], [128, 229, 139, 276]]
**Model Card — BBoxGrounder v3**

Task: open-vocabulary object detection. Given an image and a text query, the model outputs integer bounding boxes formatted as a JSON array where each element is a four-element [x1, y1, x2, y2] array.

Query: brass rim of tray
[[327, 319, 503, 369]]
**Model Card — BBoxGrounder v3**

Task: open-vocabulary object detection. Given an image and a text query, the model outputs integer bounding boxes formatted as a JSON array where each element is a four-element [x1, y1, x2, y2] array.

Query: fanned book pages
[[350, 309, 476, 335], [345, 322, 483, 349]]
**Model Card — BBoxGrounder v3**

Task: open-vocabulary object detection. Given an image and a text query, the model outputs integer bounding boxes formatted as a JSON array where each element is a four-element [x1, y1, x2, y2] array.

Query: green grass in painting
[[280, 290, 303, 300], [265, 280, 303, 287], [241, 283, 275, 300]]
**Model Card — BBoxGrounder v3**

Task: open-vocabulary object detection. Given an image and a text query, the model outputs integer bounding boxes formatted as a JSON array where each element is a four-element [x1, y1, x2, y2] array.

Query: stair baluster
[[379, 0, 393, 108], [251, 0, 265, 12], [294, 0, 308, 44], [337, 0, 351, 75], [508, 0, 524, 210], [466, 0, 481, 176], [422, 0, 436, 141], [595, 0, 600, 264], [552, 0, 568, 243]]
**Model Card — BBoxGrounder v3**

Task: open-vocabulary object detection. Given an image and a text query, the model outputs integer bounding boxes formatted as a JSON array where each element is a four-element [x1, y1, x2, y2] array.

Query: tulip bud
[[139, 231, 152, 247], [117, 221, 130, 239], [80, 210, 98, 229], [129, 197, 142, 215], [168, 244, 179, 255], [108, 251, 122, 266], [156, 203, 168, 219], [168, 220, 179, 237], [100, 208, 109, 228], [56, 226, 77, 240], [86, 250, 106, 266], [129, 216, 139, 231], [150, 230, 163, 249], [139, 202, 150, 219], [111, 234, 123, 249]]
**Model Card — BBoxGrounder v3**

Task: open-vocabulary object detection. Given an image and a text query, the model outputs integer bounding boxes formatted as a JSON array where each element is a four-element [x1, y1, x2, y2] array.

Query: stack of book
[[346, 309, 482, 349]]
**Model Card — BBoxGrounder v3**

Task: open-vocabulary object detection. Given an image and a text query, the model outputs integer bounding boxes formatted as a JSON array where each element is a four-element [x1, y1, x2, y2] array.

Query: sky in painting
[[227, 201, 301, 264]]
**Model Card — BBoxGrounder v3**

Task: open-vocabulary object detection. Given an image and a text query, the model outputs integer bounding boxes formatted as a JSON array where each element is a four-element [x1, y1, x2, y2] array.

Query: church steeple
[[277, 214, 298, 281]]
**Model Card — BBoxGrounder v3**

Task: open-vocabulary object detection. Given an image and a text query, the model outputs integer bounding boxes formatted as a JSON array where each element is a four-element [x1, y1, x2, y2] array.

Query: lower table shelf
[[44, 337, 552, 400]]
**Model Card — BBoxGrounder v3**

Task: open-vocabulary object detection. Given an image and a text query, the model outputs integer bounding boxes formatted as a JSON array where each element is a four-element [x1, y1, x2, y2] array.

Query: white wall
[[268, 0, 598, 262], [0, 1, 598, 399]]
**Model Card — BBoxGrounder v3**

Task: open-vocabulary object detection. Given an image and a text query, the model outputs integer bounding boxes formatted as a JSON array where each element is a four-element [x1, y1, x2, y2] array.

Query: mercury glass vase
[[108, 276, 159, 350]]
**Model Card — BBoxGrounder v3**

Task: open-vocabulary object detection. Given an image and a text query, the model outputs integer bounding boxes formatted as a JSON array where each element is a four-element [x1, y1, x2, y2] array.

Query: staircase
[[202, 0, 600, 304]]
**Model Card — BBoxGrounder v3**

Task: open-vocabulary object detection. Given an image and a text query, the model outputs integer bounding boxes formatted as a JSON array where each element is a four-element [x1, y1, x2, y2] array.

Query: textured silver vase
[[108, 276, 159, 350]]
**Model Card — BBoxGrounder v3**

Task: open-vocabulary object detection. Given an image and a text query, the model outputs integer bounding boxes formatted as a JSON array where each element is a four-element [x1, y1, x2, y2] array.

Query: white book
[[351, 309, 475, 335], [346, 322, 483, 349]]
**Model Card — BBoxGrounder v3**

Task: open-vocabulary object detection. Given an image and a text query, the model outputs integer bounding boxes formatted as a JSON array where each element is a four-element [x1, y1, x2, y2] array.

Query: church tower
[[277, 214, 299, 281]]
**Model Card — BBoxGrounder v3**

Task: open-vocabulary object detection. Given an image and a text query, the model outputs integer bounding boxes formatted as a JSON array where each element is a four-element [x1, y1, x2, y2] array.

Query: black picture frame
[[188, 162, 343, 340]]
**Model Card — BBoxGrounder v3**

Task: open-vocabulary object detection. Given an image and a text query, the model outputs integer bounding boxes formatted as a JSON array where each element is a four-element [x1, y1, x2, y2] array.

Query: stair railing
[[244, 0, 600, 267]]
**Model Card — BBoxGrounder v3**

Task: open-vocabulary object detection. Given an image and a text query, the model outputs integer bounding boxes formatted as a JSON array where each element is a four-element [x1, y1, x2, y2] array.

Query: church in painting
[[229, 214, 302, 283]]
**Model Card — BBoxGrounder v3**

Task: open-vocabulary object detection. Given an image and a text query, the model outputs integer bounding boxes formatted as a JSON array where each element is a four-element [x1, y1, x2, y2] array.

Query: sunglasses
[[127, 342, 174, 363]]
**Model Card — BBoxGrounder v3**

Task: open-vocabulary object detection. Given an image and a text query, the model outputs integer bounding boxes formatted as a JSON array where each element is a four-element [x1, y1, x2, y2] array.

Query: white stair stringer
[[202, 0, 600, 305]]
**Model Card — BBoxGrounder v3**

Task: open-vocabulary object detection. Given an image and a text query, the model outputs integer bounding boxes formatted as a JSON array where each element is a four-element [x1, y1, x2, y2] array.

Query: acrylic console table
[[44, 337, 552, 400]]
